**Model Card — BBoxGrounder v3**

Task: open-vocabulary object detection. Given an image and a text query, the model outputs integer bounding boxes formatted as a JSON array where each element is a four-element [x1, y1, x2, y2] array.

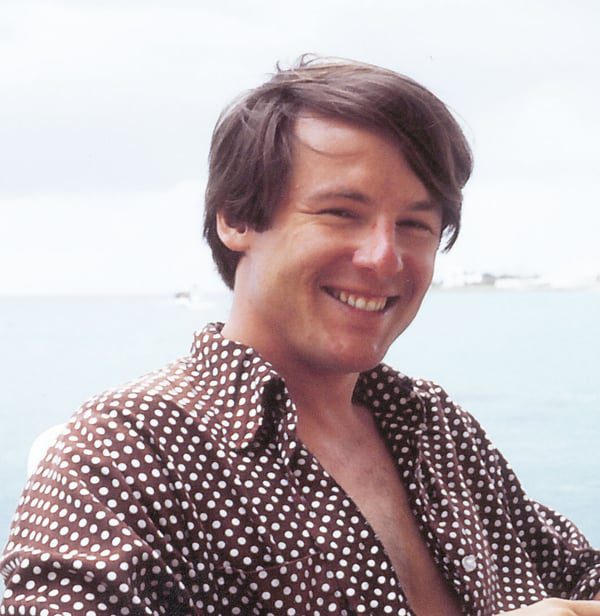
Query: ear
[[216, 211, 253, 252]]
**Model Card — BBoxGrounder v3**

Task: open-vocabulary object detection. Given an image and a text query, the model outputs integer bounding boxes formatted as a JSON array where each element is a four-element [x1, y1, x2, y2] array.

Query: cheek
[[423, 254, 437, 277], [405, 250, 436, 280], [419, 246, 438, 271]]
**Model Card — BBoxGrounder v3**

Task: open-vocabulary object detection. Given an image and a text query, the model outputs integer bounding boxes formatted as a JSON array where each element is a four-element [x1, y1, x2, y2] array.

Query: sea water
[[0, 290, 598, 589]]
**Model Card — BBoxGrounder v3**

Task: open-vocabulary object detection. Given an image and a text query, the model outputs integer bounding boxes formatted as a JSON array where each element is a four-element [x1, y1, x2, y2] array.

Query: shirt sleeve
[[496, 456, 600, 600], [0, 407, 195, 615], [435, 386, 600, 601]]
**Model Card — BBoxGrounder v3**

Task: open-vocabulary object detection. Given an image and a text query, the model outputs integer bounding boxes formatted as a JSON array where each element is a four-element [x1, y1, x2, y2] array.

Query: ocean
[[1, 290, 599, 592]]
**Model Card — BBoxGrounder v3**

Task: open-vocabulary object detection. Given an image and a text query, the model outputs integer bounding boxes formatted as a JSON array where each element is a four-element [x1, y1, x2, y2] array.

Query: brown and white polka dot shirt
[[1, 323, 599, 615]]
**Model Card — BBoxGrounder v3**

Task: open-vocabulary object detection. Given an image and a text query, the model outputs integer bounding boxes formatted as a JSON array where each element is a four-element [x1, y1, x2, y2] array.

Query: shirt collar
[[354, 364, 422, 425], [190, 323, 423, 457], [190, 323, 294, 455]]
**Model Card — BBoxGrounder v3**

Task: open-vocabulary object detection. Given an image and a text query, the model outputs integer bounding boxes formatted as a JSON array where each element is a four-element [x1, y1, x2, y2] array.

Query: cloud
[[0, 180, 228, 295], [1, 1, 599, 292], [436, 175, 600, 279]]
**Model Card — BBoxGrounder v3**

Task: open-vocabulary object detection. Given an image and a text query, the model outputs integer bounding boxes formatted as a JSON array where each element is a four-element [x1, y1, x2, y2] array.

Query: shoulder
[[72, 353, 198, 434], [412, 375, 497, 450], [361, 363, 472, 419], [411, 376, 482, 430], [363, 363, 494, 449], [30, 352, 214, 479]]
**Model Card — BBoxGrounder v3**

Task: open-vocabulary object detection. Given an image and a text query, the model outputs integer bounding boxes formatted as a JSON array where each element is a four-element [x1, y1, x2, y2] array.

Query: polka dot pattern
[[1, 322, 599, 615]]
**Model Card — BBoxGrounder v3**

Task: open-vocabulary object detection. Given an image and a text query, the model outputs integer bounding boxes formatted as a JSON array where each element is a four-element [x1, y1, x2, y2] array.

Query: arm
[[0, 411, 195, 614], [429, 384, 600, 605], [495, 453, 600, 601], [499, 598, 600, 614]]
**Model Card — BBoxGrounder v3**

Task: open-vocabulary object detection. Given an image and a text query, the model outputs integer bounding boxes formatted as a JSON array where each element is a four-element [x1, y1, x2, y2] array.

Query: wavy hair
[[204, 55, 473, 289]]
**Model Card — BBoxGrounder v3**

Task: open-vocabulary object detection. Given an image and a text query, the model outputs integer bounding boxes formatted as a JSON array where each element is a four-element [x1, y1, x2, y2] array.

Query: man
[[1, 56, 598, 615]]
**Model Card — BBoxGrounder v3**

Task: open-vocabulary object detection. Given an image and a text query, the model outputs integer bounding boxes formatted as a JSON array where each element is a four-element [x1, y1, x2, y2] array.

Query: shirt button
[[461, 554, 477, 572]]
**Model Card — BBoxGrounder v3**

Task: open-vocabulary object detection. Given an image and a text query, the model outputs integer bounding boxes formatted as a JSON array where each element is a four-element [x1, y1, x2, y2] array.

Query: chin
[[333, 348, 388, 374], [303, 331, 395, 375]]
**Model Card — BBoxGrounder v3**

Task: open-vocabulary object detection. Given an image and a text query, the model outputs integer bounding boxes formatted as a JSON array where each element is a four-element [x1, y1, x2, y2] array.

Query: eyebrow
[[309, 189, 439, 212]]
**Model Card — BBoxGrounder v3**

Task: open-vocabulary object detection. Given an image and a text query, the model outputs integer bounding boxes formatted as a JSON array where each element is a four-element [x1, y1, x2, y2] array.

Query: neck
[[220, 316, 361, 430], [221, 286, 379, 434], [284, 369, 360, 427]]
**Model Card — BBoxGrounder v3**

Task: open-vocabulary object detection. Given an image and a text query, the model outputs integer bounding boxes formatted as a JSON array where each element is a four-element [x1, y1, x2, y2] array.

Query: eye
[[397, 219, 435, 234], [321, 208, 357, 219]]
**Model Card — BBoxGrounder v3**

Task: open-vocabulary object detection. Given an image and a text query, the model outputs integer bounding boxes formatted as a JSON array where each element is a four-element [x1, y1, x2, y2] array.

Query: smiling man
[[1, 57, 599, 615]]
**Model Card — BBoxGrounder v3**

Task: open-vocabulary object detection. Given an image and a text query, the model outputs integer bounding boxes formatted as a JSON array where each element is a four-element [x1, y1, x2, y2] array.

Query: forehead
[[292, 113, 401, 159], [283, 114, 432, 207]]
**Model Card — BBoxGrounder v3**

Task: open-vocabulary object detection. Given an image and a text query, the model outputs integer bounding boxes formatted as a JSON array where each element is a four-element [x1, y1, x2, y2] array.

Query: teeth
[[329, 289, 388, 312]]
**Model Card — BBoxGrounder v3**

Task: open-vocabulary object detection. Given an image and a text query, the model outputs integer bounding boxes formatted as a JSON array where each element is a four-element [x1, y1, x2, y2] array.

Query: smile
[[325, 287, 393, 312]]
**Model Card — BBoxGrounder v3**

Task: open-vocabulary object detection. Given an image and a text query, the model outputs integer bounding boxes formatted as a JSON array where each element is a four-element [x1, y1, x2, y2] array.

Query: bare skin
[[501, 598, 600, 614], [219, 116, 600, 615], [297, 398, 463, 616], [219, 115, 460, 613], [297, 398, 600, 616]]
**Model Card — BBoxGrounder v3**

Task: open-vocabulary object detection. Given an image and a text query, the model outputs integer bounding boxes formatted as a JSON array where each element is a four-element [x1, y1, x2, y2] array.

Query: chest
[[306, 427, 463, 616], [166, 414, 555, 614]]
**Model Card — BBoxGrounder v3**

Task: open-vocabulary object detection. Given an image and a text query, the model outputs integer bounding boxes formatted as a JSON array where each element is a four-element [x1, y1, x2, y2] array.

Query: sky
[[1, 0, 599, 295]]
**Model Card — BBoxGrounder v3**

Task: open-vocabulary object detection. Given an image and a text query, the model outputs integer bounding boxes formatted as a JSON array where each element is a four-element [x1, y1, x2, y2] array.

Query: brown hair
[[204, 55, 473, 289]]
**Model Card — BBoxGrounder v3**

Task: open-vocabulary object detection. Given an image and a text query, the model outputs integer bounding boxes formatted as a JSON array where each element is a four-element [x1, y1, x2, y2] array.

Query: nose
[[353, 221, 403, 277]]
